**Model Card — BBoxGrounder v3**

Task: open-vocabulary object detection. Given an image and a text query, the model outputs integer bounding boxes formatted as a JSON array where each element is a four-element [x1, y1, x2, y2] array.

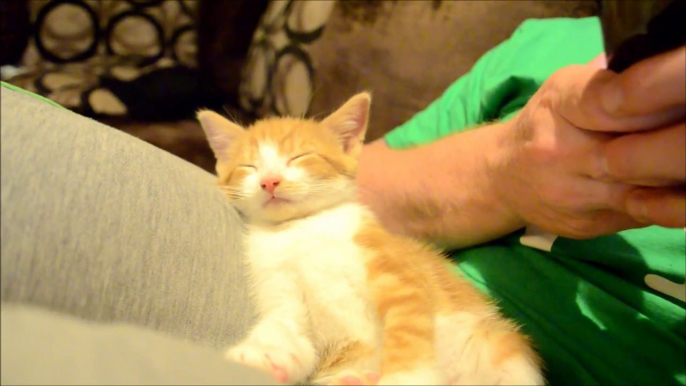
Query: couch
[[2, 1, 601, 384], [2, 0, 598, 173]]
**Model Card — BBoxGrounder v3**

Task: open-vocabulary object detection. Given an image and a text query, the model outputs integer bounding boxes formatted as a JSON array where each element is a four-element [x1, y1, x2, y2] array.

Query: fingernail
[[627, 195, 650, 223], [587, 53, 608, 69], [601, 83, 623, 114]]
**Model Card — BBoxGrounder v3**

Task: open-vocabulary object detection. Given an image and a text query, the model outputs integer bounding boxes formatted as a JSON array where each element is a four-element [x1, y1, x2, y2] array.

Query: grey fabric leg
[[1, 86, 254, 349], [0, 303, 276, 385]]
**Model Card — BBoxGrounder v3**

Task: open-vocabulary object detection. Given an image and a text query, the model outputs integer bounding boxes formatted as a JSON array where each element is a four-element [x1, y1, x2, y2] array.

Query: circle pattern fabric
[[26, 0, 197, 68], [239, 0, 335, 118], [6, 0, 198, 116]]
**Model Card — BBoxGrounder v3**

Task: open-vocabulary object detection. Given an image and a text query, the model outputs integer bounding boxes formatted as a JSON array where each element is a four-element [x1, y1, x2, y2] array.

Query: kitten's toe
[[377, 365, 443, 385], [322, 370, 380, 385], [225, 343, 305, 383], [225, 344, 275, 380]]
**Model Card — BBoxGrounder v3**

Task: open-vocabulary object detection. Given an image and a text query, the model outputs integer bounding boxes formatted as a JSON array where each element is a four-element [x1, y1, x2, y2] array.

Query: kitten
[[197, 93, 544, 385]]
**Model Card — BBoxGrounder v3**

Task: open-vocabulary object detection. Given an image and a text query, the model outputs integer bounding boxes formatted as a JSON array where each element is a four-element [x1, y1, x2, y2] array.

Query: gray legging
[[0, 86, 276, 385]]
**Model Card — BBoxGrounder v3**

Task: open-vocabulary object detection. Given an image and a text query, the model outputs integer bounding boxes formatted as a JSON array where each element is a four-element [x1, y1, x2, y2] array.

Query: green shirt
[[385, 17, 686, 386]]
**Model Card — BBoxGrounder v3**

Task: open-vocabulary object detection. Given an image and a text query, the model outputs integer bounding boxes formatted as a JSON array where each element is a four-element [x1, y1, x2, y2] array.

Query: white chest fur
[[244, 203, 379, 348]]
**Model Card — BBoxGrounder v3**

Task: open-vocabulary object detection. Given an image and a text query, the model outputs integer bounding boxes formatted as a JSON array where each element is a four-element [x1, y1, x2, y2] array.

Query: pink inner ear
[[343, 131, 362, 152], [197, 110, 246, 161], [341, 106, 368, 151], [323, 93, 370, 153]]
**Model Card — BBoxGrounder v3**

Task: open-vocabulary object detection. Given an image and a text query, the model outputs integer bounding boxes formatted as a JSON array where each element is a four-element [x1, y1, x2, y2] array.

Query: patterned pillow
[[5, 0, 198, 117], [238, 0, 335, 119]]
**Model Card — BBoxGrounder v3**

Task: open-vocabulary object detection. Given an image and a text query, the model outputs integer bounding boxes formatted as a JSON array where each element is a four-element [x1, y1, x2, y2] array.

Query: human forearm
[[356, 122, 524, 250]]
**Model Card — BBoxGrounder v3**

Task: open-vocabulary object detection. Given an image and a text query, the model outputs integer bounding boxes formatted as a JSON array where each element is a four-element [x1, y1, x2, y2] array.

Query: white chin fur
[[238, 183, 356, 224]]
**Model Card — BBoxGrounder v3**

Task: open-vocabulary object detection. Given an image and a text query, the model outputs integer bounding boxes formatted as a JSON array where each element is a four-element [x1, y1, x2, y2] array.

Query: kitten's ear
[[196, 110, 245, 162], [321, 92, 371, 156]]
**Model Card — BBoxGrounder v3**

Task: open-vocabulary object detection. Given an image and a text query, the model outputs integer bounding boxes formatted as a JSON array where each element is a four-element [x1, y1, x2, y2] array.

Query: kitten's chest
[[247, 204, 370, 298], [246, 204, 379, 345]]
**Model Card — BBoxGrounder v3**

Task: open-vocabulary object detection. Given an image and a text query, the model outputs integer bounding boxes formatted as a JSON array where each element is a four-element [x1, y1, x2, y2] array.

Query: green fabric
[[385, 17, 686, 385], [1, 81, 66, 110], [455, 228, 685, 386]]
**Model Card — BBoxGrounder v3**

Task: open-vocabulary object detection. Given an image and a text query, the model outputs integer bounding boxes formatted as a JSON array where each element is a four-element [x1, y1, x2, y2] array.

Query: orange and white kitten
[[197, 93, 544, 386]]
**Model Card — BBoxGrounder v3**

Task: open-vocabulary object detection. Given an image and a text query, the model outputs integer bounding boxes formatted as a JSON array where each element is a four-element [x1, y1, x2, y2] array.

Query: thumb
[[556, 46, 685, 133], [592, 46, 686, 132], [586, 53, 608, 69]]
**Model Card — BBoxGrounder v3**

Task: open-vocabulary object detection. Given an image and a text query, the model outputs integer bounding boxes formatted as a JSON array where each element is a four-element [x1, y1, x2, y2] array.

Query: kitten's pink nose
[[260, 178, 281, 195]]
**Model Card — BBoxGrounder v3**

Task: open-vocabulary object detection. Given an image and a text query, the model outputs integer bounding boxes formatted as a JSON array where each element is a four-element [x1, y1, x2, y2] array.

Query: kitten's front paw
[[377, 366, 443, 385], [225, 342, 308, 384]]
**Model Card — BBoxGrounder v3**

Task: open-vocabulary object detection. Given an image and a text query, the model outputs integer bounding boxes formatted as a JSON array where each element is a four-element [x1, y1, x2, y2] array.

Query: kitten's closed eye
[[236, 154, 314, 171], [288, 153, 315, 164]]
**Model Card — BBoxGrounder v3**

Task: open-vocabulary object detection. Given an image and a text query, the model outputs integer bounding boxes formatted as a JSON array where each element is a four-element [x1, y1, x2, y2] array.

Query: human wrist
[[356, 140, 403, 223], [357, 126, 529, 249], [483, 118, 528, 232]]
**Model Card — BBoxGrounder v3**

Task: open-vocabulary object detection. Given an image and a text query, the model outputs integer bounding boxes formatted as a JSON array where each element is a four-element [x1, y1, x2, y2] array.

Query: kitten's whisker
[[218, 185, 250, 200]]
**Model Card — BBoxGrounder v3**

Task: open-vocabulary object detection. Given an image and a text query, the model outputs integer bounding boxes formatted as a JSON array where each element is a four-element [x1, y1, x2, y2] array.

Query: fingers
[[628, 188, 686, 227], [626, 187, 686, 228], [554, 46, 686, 133], [601, 46, 686, 120], [549, 179, 683, 235], [550, 209, 646, 240], [600, 123, 686, 185], [589, 209, 647, 237], [587, 53, 608, 69]]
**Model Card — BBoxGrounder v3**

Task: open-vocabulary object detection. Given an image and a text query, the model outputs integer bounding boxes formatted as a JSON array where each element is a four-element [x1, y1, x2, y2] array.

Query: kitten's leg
[[436, 312, 544, 385], [225, 272, 317, 384], [309, 341, 380, 386], [226, 316, 317, 384], [364, 273, 445, 385]]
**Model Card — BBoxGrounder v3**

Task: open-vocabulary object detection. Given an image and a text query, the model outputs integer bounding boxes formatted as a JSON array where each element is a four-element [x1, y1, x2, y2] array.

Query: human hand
[[570, 46, 685, 228], [493, 46, 685, 238]]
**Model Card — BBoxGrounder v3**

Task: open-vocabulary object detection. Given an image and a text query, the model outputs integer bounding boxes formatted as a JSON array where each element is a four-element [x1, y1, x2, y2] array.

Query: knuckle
[[539, 184, 582, 210], [602, 150, 631, 181], [529, 138, 560, 164], [547, 65, 585, 84]]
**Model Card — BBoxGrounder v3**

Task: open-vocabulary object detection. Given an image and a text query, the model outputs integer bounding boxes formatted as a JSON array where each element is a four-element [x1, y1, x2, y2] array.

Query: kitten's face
[[214, 118, 358, 223], [198, 93, 371, 224]]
